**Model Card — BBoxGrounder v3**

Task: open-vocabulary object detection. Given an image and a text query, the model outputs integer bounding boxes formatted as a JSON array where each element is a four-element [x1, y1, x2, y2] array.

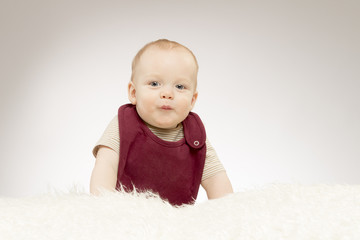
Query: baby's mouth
[[161, 105, 173, 110]]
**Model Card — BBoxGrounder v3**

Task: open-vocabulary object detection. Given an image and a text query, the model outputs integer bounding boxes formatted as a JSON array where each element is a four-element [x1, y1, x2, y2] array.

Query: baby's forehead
[[132, 44, 198, 87], [143, 46, 192, 58], [141, 47, 197, 69]]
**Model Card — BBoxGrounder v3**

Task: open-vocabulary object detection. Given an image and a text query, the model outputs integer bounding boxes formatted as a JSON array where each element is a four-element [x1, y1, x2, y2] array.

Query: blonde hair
[[130, 39, 199, 82]]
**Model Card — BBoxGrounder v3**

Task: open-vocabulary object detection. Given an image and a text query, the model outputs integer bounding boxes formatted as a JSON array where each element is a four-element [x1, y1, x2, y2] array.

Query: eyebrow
[[143, 73, 161, 79], [143, 73, 193, 83]]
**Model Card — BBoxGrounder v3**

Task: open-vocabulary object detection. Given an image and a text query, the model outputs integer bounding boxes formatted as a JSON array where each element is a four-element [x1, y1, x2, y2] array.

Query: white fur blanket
[[1, 184, 360, 239]]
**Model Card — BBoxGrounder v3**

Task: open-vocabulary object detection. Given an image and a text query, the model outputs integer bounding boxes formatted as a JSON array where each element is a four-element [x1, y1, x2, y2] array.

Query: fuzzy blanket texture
[[1, 184, 360, 240]]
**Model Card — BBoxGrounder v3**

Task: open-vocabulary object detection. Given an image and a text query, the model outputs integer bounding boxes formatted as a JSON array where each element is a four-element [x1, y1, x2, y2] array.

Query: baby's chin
[[137, 110, 183, 129]]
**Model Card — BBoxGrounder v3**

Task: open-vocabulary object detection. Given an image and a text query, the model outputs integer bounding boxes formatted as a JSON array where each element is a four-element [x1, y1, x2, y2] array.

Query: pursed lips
[[160, 105, 173, 110]]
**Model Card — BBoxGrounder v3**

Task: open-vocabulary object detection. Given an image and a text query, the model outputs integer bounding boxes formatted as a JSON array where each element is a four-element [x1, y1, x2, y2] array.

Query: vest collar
[[130, 104, 206, 149], [182, 112, 206, 149]]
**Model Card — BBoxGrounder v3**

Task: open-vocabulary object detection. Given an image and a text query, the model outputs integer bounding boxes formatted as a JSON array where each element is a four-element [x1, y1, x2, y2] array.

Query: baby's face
[[128, 47, 198, 129]]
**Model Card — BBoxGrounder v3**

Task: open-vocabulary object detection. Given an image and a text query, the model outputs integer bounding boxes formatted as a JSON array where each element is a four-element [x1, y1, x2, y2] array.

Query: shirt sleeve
[[92, 115, 226, 182], [92, 115, 120, 158], [201, 138, 226, 182]]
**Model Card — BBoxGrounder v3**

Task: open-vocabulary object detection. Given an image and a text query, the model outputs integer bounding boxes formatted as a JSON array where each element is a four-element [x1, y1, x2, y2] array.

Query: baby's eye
[[175, 84, 185, 90], [149, 81, 160, 87]]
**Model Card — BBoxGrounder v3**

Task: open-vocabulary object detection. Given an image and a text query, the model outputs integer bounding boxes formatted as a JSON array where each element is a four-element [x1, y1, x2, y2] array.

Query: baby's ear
[[190, 91, 198, 110], [128, 81, 137, 105]]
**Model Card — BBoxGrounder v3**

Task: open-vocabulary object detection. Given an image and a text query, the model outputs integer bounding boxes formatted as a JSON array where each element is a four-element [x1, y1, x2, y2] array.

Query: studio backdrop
[[1, 0, 359, 202]]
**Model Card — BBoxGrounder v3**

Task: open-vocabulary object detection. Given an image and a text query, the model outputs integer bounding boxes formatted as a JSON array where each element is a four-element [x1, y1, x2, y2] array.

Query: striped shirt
[[93, 115, 225, 182]]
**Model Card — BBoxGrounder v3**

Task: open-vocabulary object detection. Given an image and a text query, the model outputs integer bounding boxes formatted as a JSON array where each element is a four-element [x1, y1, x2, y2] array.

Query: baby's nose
[[161, 88, 174, 99]]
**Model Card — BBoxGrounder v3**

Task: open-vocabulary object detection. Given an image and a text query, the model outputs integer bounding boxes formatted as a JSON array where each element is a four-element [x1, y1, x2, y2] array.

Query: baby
[[90, 39, 233, 206]]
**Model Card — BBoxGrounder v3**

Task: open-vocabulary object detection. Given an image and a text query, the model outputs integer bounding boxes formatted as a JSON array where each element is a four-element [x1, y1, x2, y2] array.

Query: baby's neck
[[144, 122, 182, 131]]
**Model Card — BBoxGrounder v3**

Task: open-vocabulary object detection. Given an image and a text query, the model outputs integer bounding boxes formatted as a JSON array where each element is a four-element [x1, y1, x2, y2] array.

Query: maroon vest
[[115, 104, 206, 206]]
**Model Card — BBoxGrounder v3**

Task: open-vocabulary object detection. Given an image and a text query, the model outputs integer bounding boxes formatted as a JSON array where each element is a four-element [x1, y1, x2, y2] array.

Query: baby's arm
[[201, 171, 233, 200], [90, 146, 119, 195]]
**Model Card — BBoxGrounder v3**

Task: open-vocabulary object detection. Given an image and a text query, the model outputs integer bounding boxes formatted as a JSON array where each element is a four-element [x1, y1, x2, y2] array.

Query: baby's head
[[128, 39, 199, 129]]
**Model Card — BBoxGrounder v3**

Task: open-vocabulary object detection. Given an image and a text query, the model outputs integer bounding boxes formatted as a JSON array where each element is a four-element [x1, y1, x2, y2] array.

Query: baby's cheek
[[136, 104, 149, 118]]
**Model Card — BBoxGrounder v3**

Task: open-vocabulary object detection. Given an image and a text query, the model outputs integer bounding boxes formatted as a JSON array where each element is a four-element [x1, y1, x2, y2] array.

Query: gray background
[[1, 0, 359, 203]]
